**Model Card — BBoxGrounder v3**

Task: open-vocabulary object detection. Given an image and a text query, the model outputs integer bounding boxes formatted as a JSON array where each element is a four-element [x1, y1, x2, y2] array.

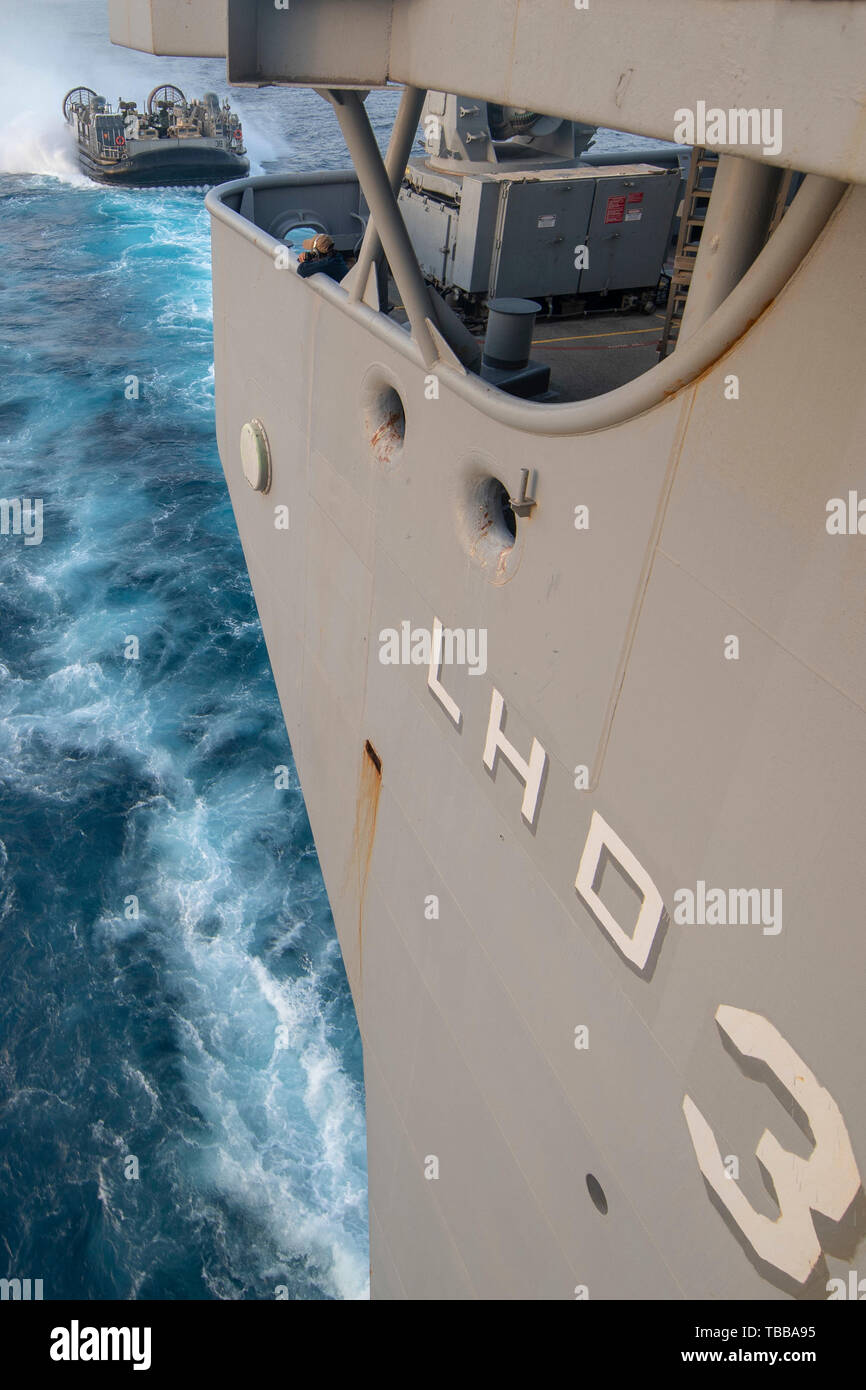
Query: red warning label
[[604, 195, 626, 224], [627, 191, 644, 204]]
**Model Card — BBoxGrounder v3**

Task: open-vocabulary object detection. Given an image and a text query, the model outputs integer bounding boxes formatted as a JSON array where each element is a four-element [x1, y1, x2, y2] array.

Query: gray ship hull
[[205, 172, 865, 1299]]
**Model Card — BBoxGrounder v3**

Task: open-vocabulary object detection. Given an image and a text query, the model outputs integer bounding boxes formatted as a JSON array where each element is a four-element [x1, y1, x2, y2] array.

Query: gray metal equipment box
[[399, 161, 680, 302], [578, 166, 681, 294]]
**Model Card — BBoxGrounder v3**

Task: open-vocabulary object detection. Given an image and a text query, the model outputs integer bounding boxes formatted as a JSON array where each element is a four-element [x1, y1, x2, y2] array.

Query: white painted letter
[[482, 689, 547, 827], [575, 812, 665, 970]]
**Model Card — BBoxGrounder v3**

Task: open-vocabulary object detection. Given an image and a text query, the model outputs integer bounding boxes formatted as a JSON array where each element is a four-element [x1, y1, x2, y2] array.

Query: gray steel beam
[[678, 155, 783, 346], [322, 88, 439, 367], [344, 84, 426, 308]]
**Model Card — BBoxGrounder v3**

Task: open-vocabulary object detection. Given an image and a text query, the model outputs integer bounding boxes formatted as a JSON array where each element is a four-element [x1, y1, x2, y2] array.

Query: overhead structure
[[109, 0, 866, 182]]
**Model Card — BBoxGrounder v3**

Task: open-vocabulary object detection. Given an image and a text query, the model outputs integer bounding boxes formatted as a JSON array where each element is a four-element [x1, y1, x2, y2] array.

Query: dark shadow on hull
[[78, 148, 250, 189]]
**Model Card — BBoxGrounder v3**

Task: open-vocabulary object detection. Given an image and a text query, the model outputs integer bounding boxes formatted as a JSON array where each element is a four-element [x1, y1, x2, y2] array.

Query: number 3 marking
[[683, 1005, 861, 1284]]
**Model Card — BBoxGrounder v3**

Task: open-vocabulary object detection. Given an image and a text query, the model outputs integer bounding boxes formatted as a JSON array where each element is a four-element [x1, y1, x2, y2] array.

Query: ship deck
[[390, 296, 668, 403], [520, 309, 667, 402]]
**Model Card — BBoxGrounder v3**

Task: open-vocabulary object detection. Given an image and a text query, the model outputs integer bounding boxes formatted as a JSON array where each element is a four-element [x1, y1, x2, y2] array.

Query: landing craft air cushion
[[63, 83, 249, 186]]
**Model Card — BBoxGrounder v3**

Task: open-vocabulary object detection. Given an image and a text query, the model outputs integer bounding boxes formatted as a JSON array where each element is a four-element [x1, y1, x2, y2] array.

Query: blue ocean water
[[0, 0, 395, 1302]]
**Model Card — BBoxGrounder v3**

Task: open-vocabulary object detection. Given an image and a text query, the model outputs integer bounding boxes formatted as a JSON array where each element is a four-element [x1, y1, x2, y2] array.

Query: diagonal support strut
[[319, 86, 439, 367]]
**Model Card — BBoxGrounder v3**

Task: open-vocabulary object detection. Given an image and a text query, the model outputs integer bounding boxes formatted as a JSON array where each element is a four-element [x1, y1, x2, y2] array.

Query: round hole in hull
[[455, 462, 521, 584], [362, 372, 406, 469], [586, 1173, 609, 1215]]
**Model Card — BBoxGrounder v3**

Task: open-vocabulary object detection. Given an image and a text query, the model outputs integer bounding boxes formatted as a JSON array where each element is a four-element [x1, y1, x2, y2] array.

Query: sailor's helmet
[[302, 234, 335, 254]]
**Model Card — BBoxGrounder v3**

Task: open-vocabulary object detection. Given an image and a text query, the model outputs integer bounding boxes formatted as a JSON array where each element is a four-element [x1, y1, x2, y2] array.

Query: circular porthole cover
[[240, 419, 271, 493]]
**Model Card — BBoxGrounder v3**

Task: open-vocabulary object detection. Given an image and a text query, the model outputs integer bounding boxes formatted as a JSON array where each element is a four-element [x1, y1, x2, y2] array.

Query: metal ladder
[[658, 147, 719, 358]]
